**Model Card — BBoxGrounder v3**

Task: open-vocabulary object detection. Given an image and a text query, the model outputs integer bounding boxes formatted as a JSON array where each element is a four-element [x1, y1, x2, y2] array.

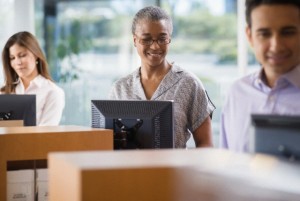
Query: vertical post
[[43, 0, 58, 81], [157, 0, 161, 7], [14, 0, 35, 34], [237, 0, 248, 76]]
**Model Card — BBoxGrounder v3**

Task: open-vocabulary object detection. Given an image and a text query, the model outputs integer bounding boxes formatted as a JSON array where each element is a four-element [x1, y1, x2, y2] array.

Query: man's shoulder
[[224, 71, 259, 101], [231, 71, 258, 89]]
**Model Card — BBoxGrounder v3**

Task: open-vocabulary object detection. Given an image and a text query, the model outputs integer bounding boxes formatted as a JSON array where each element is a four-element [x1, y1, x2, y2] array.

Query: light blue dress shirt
[[220, 65, 300, 152]]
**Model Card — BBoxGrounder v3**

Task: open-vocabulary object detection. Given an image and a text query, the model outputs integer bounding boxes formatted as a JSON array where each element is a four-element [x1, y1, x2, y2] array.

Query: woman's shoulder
[[112, 68, 139, 88], [171, 64, 204, 87], [229, 70, 259, 91], [171, 64, 198, 79], [38, 76, 64, 96]]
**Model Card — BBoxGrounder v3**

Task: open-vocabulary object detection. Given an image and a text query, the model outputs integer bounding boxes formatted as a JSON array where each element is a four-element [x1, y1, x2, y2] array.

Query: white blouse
[[15, 75, 65, 126]]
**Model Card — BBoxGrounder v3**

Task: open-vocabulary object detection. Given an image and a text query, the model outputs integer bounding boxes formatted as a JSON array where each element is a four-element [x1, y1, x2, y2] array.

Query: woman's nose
[[15, 57, 22, 64], [150, 40, 160, 49]]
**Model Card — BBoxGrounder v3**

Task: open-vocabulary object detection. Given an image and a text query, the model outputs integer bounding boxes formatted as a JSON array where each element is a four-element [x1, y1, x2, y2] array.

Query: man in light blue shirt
[[220, 0, 300, 152]]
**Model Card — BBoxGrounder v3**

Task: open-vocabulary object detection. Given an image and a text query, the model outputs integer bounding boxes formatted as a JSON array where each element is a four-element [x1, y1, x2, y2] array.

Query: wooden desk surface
[[49, 148, 300, 201], [0, 125, 113, 201], [0, 125, 104, 134]]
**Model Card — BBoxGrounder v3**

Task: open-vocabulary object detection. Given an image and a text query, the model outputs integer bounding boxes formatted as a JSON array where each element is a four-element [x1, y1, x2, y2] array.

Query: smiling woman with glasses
[[109, 6, 215, 148]]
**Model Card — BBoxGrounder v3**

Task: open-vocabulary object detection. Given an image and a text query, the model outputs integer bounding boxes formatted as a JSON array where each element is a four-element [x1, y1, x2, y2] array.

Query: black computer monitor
[[251, 114, 300, 161], [0, 94, 36, 126], [91, 100, 174, 149]]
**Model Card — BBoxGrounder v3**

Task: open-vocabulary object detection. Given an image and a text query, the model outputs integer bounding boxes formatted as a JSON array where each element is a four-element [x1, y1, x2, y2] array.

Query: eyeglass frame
[[134, 35, 171, 46]]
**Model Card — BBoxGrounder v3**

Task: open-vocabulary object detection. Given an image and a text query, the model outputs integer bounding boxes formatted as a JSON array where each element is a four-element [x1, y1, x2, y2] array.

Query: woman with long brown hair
[[1, 31, 65, 125]]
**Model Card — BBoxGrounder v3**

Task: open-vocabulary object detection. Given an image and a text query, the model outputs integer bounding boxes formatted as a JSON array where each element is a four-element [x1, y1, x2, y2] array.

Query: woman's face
[[9, 43, 39, 82], [133, 19, 171, 68]]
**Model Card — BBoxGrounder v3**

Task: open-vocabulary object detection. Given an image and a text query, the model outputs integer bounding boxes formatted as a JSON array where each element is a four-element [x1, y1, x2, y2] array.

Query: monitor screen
[[251, 114, 300, 161], [91, 100, 174, 149], [0, 94, 36, 126]]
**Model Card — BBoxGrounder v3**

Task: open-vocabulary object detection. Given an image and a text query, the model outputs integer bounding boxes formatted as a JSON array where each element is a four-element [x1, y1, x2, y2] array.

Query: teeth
[[269, 56, 286, 60], [149, 53, 160, 56]]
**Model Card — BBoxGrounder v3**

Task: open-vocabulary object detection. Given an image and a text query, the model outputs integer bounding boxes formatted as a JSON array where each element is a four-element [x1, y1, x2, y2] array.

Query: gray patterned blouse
[[109, 64, 215, 148]]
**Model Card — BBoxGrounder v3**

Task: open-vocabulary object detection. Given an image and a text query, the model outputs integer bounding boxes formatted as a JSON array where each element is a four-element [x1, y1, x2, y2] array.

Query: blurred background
[[0, 0, 259, 147]]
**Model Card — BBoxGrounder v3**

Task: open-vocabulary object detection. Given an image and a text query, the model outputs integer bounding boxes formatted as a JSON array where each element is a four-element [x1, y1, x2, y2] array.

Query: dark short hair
[[131, 6, 173, 35], [246, 0, 300, 27]]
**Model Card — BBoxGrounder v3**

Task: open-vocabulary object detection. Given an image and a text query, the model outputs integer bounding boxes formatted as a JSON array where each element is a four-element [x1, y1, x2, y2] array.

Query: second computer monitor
[[0, 94, 36, 126], [91, 100, 174, 149], [251, 114, 300, 161]]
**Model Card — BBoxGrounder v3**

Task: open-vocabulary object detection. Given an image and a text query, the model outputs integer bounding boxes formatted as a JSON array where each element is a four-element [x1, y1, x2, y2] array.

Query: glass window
[[36, 0, 156, 126], [0, 0, 14, 84], [161, 0, 238, 147], [35, 0, 242, 148]]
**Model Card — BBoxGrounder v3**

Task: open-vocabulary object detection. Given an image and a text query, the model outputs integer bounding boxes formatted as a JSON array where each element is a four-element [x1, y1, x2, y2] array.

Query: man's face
[[246, 5, 300, 77]]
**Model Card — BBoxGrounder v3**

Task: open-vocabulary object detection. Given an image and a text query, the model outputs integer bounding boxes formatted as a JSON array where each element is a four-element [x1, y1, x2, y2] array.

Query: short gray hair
[[132, 6, 173, 35]]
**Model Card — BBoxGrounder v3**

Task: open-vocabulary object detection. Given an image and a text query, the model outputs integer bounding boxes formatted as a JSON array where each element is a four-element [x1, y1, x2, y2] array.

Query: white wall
[[14, 0, 35, 34], [0, 0, 35, 83]]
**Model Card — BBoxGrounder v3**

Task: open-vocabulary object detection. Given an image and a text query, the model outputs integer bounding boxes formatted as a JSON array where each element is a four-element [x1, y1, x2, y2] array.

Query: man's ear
[[246, 26, 253, 48], [133, 35, 137, 47]]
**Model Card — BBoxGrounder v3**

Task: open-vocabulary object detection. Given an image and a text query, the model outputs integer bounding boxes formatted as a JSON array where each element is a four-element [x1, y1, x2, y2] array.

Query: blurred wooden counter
[[48, 148, 300, 201], [0, 125, 113, 200]]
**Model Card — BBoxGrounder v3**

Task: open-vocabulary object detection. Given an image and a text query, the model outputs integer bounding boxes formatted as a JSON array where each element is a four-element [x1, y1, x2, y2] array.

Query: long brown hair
[[1, 31, 53, 93]]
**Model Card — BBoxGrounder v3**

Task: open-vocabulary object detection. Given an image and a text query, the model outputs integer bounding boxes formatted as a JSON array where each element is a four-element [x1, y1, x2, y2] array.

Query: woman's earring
[[36, 60, 38, 65]]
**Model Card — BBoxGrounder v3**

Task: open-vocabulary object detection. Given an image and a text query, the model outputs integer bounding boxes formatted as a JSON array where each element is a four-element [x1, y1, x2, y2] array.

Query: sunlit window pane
[[0, 0, 14, 83], [161, 0, 238, 147], [33, 0, 240, 148]]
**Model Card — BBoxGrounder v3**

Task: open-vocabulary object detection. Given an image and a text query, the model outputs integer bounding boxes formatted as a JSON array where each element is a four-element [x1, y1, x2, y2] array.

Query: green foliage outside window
[[56, 20, 93, 82], [50, 2, 237, 84], [170, 9, 237, 64]]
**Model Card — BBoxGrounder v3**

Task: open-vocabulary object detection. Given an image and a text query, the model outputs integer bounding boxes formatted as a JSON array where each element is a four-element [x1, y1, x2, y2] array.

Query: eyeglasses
[[136, 36, 171, 46]]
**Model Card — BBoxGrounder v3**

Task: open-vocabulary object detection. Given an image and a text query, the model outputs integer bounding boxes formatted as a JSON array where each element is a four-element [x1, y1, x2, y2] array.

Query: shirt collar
[[29, 74, 45, 88], [131, 63, 184, 100], [158, 64, 183, 90], [253, 69, 268, 90], [17, 74, 44, 91], [150, 63, 184, 100], [254, 64, 300, 90], [280, 64, 300, 89], [131, 68, 146, 99]]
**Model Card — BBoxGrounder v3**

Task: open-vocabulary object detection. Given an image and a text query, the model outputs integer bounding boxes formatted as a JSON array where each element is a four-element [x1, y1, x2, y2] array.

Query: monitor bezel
[[0, 94, 36, 126], [251, 114, 300, 161], [91, 100, 174, 149]]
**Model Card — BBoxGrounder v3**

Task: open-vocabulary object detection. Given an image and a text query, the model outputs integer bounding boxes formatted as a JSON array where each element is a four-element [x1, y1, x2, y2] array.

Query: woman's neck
[[140, 61, 172, 81], [21, 74, 39, 90]]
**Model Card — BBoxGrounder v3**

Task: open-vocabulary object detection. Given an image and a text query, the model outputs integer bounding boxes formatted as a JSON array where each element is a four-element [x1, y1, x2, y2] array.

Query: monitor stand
[[113, 119, 143, 149]]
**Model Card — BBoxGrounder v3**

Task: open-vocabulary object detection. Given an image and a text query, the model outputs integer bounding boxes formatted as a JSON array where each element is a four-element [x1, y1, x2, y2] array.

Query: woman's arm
[[193, 116, 213, 147], [38, 89, 65, 126]]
